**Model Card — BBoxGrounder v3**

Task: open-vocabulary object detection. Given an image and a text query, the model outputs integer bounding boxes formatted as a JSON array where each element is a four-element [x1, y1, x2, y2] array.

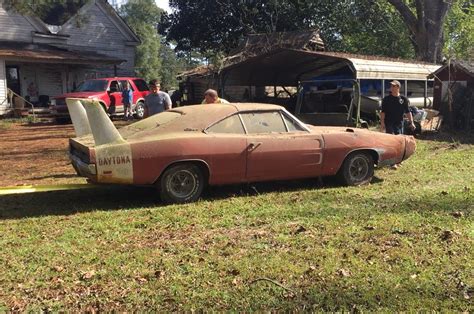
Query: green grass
[[0, 133, 473, 311]]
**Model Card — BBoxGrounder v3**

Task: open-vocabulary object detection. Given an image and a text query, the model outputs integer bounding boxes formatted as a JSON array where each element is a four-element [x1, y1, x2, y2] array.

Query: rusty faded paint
[[68, 102, 415, 188]]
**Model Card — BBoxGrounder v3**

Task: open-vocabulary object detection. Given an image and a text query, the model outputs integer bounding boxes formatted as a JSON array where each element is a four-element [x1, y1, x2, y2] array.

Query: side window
[[241, 111, 286, 134], [282, 112, 306, 132], [133, 79, 149, 92], [207, 114, 245, 134], [109, 80, 119, 92]]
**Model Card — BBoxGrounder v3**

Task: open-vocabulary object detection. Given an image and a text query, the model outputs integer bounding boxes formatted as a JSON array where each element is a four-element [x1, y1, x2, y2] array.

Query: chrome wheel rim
[[136, 104, 144, 118], [348, 156, 369, 182], [168, 169, 197, 198]]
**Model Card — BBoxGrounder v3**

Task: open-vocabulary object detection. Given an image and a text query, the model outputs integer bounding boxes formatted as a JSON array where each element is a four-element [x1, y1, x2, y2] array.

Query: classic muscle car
[[66, 99, 416, 203]]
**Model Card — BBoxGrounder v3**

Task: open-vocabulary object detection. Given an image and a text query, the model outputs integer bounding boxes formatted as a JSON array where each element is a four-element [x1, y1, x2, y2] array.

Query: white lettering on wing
[[98, 156, 131, 166]]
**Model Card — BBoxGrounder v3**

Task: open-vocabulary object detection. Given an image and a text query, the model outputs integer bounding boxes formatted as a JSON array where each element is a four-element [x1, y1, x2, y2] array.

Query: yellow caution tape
[[0, 184, 99, 195]]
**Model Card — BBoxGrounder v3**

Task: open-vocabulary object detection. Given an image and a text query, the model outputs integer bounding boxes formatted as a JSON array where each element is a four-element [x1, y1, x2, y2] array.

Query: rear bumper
[[70, 153, 97, 179]]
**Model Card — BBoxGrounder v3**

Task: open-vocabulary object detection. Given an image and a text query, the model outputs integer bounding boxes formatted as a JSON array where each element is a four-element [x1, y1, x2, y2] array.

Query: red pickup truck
[[50, 77, 150, 121]]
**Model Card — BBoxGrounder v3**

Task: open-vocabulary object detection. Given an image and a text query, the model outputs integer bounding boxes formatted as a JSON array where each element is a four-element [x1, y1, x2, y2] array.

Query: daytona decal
[[96, 143, 133, 184]]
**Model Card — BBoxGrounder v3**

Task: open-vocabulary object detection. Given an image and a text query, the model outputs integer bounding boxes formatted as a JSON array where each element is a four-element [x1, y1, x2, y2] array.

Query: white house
[[0, 0, 140, 115]]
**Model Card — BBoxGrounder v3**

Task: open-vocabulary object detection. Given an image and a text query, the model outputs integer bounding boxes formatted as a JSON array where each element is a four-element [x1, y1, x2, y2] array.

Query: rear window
[[133, 79, 149, 92], [125, 111, 182, 131]]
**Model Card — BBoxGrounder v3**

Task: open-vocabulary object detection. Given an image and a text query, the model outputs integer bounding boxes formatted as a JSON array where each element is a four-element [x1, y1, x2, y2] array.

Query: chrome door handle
[[248, 142, 262, 152]]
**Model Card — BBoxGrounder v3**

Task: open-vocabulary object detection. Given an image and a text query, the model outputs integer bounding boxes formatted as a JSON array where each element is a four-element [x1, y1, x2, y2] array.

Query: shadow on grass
[[0, 177, 339, 220], [417, 130, 474, 145], [0, 175, 397, 220]]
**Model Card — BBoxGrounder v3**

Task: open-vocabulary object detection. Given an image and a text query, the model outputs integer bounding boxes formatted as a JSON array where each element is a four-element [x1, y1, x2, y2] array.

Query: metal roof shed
[[220, 48, 440, 86]]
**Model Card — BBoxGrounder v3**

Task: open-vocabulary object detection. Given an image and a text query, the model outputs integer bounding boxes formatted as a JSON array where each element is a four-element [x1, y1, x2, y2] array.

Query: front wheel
[[337, 152, 374, 186], [134, 101, 145, 119], [160, 163, 205, 203]]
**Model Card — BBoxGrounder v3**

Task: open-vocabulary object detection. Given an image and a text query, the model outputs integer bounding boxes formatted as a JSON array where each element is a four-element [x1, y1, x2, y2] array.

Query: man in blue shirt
[[144, 79, 171, 117], [121, 82, 133, 120]]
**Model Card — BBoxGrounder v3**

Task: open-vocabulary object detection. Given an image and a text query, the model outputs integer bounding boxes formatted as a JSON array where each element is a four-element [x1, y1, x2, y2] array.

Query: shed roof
[[428, 60, 474, 79], [220, 48, 441, 86], [0, 41, 124, 65]]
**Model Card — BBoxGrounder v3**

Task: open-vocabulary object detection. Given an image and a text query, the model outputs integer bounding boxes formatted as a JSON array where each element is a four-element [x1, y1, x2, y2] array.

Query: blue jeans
[[385, 121, 403, 135]]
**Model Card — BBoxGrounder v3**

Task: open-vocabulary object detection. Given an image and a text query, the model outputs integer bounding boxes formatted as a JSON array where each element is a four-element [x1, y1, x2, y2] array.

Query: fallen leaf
[[81, 270, 96, 280], [293, 225, 307, 234], [337, 268, 351, 277]]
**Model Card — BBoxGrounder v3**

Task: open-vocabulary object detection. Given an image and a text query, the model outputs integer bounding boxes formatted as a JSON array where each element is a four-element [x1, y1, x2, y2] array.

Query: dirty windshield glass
[[75, 80, 108, 92]]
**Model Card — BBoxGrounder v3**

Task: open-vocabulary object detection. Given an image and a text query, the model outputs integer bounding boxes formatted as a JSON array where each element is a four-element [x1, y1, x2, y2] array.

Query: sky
[[155, 0, 171, 12]]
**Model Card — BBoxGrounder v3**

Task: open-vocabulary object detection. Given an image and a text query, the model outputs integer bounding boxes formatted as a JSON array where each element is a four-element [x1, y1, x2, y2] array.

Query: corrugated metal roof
[[220, 48, 441, 86], [0, 41, 124, 65]]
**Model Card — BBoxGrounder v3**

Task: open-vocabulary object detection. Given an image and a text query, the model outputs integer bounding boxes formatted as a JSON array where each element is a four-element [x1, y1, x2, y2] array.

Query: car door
[[108, 80, 123, 114], [241, 110, 323, 182], [205, 113, 248, 185]]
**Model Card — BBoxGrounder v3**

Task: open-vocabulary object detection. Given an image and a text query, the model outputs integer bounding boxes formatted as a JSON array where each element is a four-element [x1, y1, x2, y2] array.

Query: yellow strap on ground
[[0, 184, 98, 195]]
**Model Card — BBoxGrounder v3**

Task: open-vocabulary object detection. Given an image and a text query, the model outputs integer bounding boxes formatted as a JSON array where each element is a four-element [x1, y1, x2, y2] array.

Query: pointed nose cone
[[403, 136, 416, 160]]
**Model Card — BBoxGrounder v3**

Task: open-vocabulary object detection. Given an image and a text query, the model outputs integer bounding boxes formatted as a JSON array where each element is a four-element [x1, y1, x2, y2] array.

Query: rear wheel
[[338, 152, 374, 186], [135, 101, 145, 119], [160, 163, 205, 203]]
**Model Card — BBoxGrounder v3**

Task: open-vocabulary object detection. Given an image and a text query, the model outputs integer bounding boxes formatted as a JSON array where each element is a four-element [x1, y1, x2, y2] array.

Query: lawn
[[0, 121, 472, 311]]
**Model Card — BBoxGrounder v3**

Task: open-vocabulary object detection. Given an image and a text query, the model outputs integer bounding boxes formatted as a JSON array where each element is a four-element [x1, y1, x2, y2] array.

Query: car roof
[[122, 103, 287, 138], [86, 77, 145, 81], [172, 103, 283, 115]]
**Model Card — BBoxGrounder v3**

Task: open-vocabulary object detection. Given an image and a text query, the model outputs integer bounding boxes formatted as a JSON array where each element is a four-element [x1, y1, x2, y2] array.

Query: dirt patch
[[0, 120, 128, 187]]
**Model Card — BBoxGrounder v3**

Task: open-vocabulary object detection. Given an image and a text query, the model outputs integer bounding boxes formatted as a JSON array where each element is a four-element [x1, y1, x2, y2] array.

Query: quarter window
[[133, 79, 150, 92], [282, 113, 306, 132]]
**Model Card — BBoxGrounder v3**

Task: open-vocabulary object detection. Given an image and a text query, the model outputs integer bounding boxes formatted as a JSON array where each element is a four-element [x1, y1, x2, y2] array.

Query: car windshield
[[74, 80, 108, 92]]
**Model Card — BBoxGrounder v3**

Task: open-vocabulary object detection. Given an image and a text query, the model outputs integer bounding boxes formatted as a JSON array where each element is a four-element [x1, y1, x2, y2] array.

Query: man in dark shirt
[[380, 80, 415, 135]]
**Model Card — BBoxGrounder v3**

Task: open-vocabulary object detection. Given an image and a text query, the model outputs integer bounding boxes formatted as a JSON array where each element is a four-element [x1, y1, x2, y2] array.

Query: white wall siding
[[0, 6, 36, 42], [58, 3, 135, 74], [0, 59, 8, 114]]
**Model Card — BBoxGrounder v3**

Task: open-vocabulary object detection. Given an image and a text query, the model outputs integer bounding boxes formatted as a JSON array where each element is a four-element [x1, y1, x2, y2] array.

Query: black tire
[[338, 152, 374, 186], [135, 101, 145, 119], [160, 163, 205, 203]]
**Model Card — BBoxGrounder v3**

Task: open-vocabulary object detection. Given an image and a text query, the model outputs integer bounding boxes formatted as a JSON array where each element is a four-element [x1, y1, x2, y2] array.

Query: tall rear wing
[[66, 98, 125, 146]]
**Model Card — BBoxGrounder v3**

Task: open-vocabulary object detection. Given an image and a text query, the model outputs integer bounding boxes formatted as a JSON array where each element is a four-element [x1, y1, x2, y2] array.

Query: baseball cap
[[390, 80, 401, 87]]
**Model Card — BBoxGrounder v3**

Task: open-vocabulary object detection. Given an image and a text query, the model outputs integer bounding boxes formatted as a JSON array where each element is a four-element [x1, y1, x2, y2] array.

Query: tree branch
[[386, 0, 418, 34]]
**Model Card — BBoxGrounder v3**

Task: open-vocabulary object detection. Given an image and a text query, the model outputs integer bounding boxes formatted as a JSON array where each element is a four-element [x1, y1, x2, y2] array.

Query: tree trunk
[[386, 0, 453, 63]]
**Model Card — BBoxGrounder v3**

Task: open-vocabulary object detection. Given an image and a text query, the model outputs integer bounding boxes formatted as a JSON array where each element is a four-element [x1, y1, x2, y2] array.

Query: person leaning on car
[[144, 79, 172, 117], [202, 89, 229, 104], [380, 80, 415, 135]]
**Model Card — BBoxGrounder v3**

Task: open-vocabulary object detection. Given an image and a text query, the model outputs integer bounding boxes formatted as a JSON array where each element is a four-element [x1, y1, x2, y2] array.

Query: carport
[[220, 48, 440, 96], [219, 48, 440, 126]]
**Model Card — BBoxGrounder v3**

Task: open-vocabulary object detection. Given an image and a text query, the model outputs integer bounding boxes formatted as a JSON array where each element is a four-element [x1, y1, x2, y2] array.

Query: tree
[[3, 0, 87, 25], [119, 0, 163, 81], [444, 0, 474, 60], [386, 0, 454, 62], [160, 0, 415, 59]]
